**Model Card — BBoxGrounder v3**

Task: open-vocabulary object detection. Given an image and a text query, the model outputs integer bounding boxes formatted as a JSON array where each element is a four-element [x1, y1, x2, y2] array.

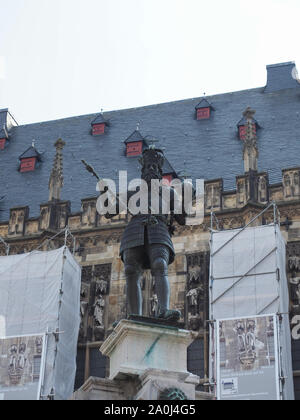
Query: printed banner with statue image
[[216, 314, 280, 400], [0, 334, 46, 400]]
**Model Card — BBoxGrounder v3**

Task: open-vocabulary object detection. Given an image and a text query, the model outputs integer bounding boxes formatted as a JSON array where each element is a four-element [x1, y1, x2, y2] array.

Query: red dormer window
[[126, 141, 143, 157], [195, 99, 214, 121], [239, 124, 256, 141], [20, 157, 36, 173], [197, 107, 210, 120], [92, 123, 105, 136], [19, 143, 42, 172], [0, 138, 6, 150], [163, 174, 173, 185], [91, 112, 108, 136]]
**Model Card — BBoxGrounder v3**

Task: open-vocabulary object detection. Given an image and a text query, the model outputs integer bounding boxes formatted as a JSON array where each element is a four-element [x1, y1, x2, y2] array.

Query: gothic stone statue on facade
[[104, 147, 188, 321], [93, 295, 105, 328]]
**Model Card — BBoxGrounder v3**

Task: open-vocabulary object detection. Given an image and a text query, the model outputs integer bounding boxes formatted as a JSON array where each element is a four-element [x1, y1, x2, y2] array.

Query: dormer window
[[237, 116, 260, 140], [19, 142, 42, 173], [91, 113, 108, 136], [197, 108, 210, 120], [124, 128, 147, 157], [195, 99, 215, 121], [0, 138, 6, 150], [162, 174, 173, 185], [20, 158, 37, 172], [93, 123, 105, 135], [127, 141, 143, 156]]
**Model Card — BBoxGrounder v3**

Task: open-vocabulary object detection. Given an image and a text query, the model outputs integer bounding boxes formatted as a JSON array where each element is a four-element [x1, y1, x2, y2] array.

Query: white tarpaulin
[[210, 224, 294, 400], [0, 246, 81, 400]]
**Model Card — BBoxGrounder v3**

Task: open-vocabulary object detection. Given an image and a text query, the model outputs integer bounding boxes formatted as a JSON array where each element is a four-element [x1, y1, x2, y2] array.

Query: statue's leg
[[123, 247, 144, 316], [149, 245, 170, 315]]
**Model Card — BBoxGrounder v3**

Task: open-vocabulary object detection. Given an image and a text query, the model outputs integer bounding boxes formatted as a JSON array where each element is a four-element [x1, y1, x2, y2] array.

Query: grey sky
[[0, 0, 299, 125]]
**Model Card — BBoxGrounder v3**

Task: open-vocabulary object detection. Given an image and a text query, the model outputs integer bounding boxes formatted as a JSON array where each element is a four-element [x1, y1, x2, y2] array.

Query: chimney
[[264, 62, 300, 93], [0, 109, 17, 149], [0, 108, 18, 131]]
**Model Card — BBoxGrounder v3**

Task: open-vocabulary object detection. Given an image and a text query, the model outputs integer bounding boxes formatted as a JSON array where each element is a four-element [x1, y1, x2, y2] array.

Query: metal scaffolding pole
[[208, 201, 291, 400]]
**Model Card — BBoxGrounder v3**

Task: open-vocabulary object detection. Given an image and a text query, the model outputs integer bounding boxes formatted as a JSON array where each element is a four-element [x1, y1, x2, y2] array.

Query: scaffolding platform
[[209, 206, 294, 400]]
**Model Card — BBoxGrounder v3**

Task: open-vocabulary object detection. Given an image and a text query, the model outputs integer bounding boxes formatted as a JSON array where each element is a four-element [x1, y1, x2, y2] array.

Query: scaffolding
[[0, 244, 81, 400], [36, 226, 76, 254], [209, 202, 294, 400], [0, 226, 76, 257]]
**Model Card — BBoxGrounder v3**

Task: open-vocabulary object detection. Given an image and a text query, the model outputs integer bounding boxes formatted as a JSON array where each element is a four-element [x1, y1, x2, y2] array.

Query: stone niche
[[283, 168, 300, 201], [236, 175, 248, 207], [39, 201, 70, 231], [269, 184, 284, 203], [8, 206, 29, 236], [186, 252, 210, 333], [79, 263, 112, 344], [257, 172, 269, 204], [205, 179, 223, 212], [81, 198, 98, 228], [287, 241, 300, 317]]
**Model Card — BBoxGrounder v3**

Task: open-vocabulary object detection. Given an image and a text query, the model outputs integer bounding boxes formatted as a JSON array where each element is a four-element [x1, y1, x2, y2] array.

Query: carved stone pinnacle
[[243, 107, 256, 120]]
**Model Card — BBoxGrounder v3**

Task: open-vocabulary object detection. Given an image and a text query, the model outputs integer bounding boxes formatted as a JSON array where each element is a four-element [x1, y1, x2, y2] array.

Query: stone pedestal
[[72, 317, 213, 401], [100, 318, 197, 381]]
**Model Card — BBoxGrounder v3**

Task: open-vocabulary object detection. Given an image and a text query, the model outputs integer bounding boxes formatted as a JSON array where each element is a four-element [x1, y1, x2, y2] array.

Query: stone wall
[[1, 167, 300, 392]]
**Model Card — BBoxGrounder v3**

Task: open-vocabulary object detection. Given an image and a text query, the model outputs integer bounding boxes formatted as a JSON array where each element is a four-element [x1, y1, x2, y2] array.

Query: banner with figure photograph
[[216, 315, 280, 400], [0, 334, 46, 400]]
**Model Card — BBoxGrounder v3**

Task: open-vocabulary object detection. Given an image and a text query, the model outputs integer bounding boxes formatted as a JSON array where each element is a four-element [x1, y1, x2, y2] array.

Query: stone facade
[[1, 161, 300, 395]]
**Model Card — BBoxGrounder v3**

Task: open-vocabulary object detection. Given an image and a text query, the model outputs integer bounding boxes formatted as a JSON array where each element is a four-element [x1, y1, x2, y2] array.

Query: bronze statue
[[83, 147, 188, 321]]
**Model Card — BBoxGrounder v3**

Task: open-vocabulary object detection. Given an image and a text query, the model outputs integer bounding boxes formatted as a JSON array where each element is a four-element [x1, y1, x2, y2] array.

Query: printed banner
[[217, 315, 280, 400], [0, 334, 46, 400]]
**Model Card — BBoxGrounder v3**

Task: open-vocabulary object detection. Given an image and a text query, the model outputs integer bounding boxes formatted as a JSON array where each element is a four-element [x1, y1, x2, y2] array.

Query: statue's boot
[[124, 261, 143, 316], [151, 255, 181, 321]]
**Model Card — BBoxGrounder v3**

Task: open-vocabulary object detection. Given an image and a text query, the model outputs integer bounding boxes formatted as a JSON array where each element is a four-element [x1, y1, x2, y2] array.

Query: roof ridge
[[15, 87, 265, 128]]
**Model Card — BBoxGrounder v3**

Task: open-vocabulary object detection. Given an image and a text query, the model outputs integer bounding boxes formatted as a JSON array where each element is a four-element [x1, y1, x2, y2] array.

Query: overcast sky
[[0, 0, 299, 125]]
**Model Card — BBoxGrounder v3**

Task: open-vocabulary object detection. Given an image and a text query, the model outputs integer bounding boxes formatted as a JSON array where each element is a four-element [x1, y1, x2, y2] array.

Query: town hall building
[[0, 61, 300, 399]]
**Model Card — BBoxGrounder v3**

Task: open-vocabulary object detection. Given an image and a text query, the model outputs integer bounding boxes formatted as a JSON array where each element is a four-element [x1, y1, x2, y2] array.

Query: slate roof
[[1, 62, 300, 221], [124, 129, 145, 144], [163, 158, 177, 176], [195, 98, 215, 110], [91, 113, 108, 126], [0, 128, 8, 139], [19, 145, 42, 160]]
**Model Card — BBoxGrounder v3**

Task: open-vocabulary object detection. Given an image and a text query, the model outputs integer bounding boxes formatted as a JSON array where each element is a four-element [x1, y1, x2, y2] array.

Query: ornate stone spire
[[242, 107, 259, 172], [49, 138, 66, 201]]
